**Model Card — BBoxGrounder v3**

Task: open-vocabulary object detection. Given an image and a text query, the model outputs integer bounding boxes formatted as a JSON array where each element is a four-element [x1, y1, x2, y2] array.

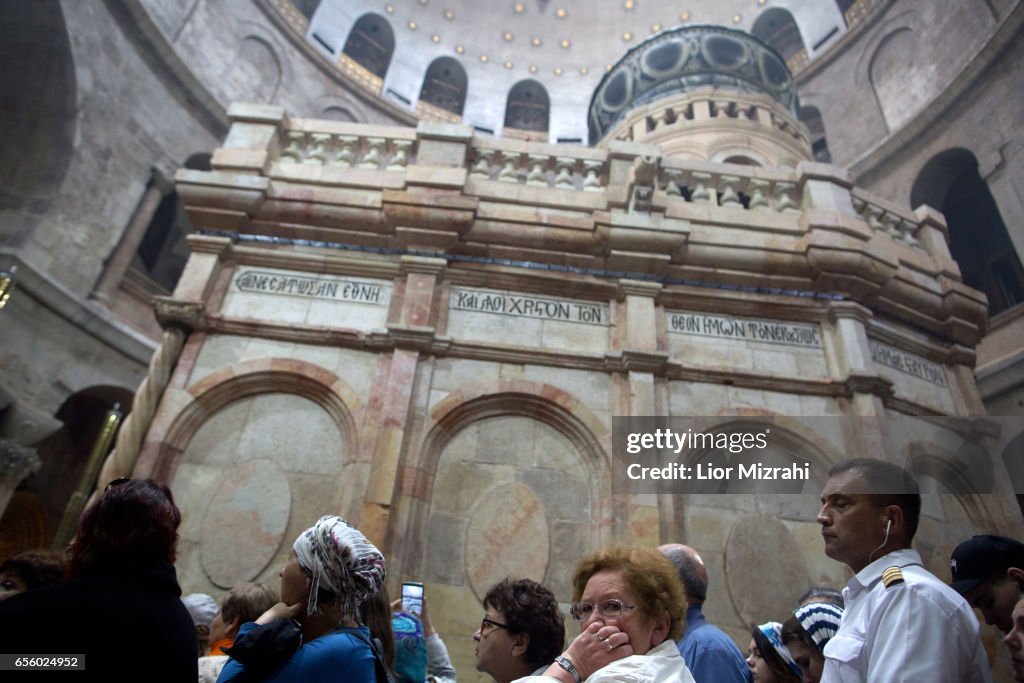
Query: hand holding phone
[[401, 581, 424, 617]]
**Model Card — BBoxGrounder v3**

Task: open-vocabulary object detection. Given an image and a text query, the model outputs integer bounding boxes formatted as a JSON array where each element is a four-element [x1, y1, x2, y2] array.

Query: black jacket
[[0, 559, 198, 681]]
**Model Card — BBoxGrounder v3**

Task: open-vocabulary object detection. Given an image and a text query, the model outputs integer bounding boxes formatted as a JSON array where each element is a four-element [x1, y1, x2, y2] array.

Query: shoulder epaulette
[[882, 566, 905, 588]]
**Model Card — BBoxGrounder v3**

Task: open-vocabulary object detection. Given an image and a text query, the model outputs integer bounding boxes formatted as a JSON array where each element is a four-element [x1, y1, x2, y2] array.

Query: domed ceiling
[[289, 0, 866, 141]]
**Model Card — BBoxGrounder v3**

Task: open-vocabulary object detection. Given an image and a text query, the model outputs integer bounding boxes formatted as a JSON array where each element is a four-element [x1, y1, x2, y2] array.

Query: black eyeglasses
[[105, 477, 131, 492], [479, 617, 508, 634], [569, 598, 637, 621]]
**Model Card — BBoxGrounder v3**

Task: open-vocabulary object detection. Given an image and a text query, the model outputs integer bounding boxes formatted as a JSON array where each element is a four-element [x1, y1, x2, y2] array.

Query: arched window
[[290, 0, 320, 21], [504, 80, 549, 133], [341, 13, 394, 80], [419, 57, 468, 117], [799, 106, 831, 163], [751, 8, 807, 72], [912, 149, 1024, 315]]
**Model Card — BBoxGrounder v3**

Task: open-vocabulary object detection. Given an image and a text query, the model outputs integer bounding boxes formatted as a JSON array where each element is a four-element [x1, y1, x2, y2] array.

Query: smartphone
[[401, 581, 424, 617]]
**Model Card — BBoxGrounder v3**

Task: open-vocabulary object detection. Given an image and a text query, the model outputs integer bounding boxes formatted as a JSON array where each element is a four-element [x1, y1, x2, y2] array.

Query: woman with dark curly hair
[[474, 577, 565, 682], [0, 549, 66, 602], [516, 546, 696, 683], [0, 478, 197, 680]]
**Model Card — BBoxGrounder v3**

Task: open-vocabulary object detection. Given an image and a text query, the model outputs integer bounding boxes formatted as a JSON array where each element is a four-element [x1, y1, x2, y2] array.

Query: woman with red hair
[[0, 478, 197, 680]]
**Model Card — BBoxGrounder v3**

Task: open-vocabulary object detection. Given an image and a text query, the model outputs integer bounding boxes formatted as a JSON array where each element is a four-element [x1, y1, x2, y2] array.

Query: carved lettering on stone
[[666, 310, 821, 348], [235, 269, 390, 305], [450, 287, 609, 326], [868, 340, 947, 387]]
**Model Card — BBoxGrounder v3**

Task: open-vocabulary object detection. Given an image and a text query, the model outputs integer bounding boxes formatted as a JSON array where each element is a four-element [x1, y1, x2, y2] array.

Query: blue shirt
[[677, 603, 752, 683], [218, 623, 377, 682]]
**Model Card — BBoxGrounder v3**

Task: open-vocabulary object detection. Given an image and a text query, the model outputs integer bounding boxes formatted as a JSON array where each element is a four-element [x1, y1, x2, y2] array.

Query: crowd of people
[[0, 457, 1019, 682]]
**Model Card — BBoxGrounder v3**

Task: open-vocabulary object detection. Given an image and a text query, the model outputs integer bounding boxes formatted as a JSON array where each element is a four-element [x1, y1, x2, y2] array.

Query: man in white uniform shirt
[[816, 457, 991, 683]]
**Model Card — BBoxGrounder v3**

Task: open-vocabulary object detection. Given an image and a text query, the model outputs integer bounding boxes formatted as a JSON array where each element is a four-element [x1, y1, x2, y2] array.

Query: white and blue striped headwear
[[758, 621, 802, 679], [794, 602, 844, 651]]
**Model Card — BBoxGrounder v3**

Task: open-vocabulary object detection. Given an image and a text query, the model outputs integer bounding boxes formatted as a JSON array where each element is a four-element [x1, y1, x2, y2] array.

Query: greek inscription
[[234, 270, 388, 305], [450, 287, 607, 326], [668, 312, 820, 348], [869, 341, 947, 387]]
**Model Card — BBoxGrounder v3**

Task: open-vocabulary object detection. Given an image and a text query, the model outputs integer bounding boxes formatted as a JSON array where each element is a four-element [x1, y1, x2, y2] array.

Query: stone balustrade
[[657, 162, 802, 213], [276, 122, 416, 171], [851, 188, 923, 249], [467, 142, 607, 193]]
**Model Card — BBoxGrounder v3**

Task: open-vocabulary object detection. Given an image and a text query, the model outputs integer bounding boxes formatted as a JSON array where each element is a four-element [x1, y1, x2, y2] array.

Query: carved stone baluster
[[280, 131, 304, 162], [718, 175, 742, 208], [773, 181, 799, 213], [898, 218, 919, 246], [387, 140, 413, 170], [526, 154, 549, 187], [881, 213, 901, 240], [864, 204, 885, 233], [361, 137, 385, 169], [335, 135, 358, 167], [748, 179, 770, 210], [498, 153, 519, 183], [470, 149, 495, 177], [691, 172, 712, 204], [663, 171, 683, 197], [554, 157, 575, 189], [304, 133, 330, 165], [582, 160, 603, 192]]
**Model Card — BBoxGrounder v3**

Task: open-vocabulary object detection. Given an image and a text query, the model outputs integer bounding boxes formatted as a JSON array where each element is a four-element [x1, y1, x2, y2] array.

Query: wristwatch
[[555, 654, 583, 683]]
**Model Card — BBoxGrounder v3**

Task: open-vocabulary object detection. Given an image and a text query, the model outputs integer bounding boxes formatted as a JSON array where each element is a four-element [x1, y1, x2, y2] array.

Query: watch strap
[[555, 654, 583, 683]]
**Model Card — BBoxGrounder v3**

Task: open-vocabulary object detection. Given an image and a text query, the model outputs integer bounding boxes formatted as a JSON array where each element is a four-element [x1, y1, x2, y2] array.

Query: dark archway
[[504, 80, 550, 133], [342, 13, 395, 80], [751, 8, 806, 62], [419, 57, 468, 117], [912, 149, 1024, 315], [0, 0, 76, 222], [799, 106, 832, 163]]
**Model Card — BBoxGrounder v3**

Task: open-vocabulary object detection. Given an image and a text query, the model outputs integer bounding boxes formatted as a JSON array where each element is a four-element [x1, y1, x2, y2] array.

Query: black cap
[[950, 535, 1024, 595]]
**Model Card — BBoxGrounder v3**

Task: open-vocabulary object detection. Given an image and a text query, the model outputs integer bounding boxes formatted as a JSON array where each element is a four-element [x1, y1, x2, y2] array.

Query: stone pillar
[[0, 438, 40, 519], [360, 256, 446, 550]]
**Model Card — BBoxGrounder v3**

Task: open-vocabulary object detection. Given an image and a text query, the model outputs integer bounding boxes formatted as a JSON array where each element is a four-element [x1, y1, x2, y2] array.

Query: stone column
[[360, 256, 446, 550], [0, 438, 40, 519]]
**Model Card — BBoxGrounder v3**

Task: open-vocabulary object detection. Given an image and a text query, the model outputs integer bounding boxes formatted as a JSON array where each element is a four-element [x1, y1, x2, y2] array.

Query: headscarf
[[758, 621, 802, 679], [182, 593, 218, 631], [793, 602, 844, 652], [292, 515, 386, 617]]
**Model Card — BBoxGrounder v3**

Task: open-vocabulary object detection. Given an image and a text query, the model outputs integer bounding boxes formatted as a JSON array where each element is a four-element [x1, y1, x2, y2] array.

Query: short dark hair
[[68, 479, 181, 577], [829, 458, 921, 542], [780, 613, 816, 651], [0, 550, 66, 590], [797, 586, 843, 609], [660, 546, 707, 603], [484, 578, 565, 668], [221, 583, 278, 625]]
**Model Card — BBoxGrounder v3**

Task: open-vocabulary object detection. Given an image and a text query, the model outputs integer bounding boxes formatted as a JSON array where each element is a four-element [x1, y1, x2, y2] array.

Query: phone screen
[[402, 582, 424, 616]]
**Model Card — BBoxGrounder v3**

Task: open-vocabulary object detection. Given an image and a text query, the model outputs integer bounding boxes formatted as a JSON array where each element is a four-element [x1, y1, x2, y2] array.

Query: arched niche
[[419, 57, 468, 117], [219, 34, 282, 105], [322, 106, 357, 122], [751, 8, 806, 65], [868, 27, 928, 132], [799, 106, 832, 163], [342, 13, 395, 80], [504, 80, 550, 133], [911, 148, 1023, 315], [0, 0, 76, 216]]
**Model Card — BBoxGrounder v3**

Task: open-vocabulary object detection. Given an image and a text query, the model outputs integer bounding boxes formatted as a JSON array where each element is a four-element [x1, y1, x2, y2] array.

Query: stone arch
[[0, 0, 76, 218], [751, 7, 806, 63], [911, 148, 1023, 314], [419, 57, 468, 117], [399, 382, 610, 600], [152, 357, 362, 481], [799, 105, 831, 163], [322, 106, 357, 122], [504, 79, 550, 133], [220, 33, 283, 104], [867, 26, 930, 132], [150, 358, 365, 595], [342, 13, 395, 80]]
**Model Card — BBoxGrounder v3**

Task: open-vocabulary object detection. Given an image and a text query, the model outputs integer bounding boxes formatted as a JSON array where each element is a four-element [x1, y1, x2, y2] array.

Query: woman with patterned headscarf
[[746, 622, 801, 683], [781, 602, 844, 683], [217, 515, 387, 682]]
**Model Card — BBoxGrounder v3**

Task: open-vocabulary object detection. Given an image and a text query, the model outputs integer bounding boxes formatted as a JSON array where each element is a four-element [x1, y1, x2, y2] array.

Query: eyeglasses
[[569, 598, 637, 621], [105, 477, 131, 492], [479, 617, 508, 635]]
